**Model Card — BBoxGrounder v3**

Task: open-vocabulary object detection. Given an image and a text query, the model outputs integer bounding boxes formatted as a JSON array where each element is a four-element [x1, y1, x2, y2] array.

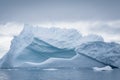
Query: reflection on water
[[0, 68, 120, 80]]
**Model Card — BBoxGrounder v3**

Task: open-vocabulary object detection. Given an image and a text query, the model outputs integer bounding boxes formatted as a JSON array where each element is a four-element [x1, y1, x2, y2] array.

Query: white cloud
[[0, 22, 23, 36], [0, 22, 23, 58], [0, 36, 13, 58]]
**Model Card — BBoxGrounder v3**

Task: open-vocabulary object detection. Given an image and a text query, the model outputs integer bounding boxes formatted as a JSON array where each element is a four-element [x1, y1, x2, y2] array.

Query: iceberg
[[76, 41, 120, 68], [0, 25, 105, 68], [93, 66, 113, 71]]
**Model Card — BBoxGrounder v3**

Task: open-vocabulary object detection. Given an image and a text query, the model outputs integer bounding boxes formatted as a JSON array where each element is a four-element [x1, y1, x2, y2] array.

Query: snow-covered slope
[[76, 41, 120, 68], [0, 25, 104, 68]]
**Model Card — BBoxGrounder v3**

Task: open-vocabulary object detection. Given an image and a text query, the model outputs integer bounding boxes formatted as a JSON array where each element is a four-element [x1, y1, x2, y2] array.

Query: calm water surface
[[0, 68, 120, 80]]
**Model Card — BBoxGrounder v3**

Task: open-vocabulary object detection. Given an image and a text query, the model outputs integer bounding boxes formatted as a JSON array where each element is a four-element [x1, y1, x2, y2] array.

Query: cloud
[[84, 21, 120, 42], [89, 22, 120, 35], [0, 22, 22, 58], [0, 36, 13, 58], [0, 22, 23, 36]]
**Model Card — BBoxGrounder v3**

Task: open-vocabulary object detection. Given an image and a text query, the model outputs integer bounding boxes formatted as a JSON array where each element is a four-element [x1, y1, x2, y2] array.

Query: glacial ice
[[93, 66, 113, 71], [0, 37, 76, 68], [76, 41, 120, 68], [1, 24, 119, 68], [23, 54, 105, 68]]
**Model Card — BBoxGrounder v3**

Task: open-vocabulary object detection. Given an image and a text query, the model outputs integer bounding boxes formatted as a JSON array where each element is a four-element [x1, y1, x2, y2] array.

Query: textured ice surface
[[0, 37, 76, 68], [26, 54, 105, 68], [76, 41, 120, 68], [0, 25, 107, 68]]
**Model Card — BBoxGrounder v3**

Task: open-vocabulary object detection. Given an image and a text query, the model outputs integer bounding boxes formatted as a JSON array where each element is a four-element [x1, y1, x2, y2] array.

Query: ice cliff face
[[0, 25, 108, 68], [76, 41, 120, 68]]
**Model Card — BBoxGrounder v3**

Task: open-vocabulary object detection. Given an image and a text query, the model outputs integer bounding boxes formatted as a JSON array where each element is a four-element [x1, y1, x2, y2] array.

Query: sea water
[[0, 68, 120, 80]]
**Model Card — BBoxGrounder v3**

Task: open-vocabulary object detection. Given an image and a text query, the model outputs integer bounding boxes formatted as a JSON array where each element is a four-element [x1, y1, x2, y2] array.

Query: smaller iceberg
[[43, 68, 58, 71], [93, 66, 113, 71]]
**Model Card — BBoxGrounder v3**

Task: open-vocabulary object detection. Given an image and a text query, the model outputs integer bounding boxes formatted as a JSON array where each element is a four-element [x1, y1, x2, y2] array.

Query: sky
[[0, 0, 120, 57], [0, 0, 120, 23]]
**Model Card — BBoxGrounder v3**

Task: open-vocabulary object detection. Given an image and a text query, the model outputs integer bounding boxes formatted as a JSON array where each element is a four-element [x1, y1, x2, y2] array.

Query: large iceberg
[[0, 25, 105, 68]]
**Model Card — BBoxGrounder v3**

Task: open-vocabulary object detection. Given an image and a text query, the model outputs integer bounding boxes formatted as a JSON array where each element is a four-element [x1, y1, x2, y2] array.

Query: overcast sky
[[0, 0, 120, 23], [0, 0, 120, 57]]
